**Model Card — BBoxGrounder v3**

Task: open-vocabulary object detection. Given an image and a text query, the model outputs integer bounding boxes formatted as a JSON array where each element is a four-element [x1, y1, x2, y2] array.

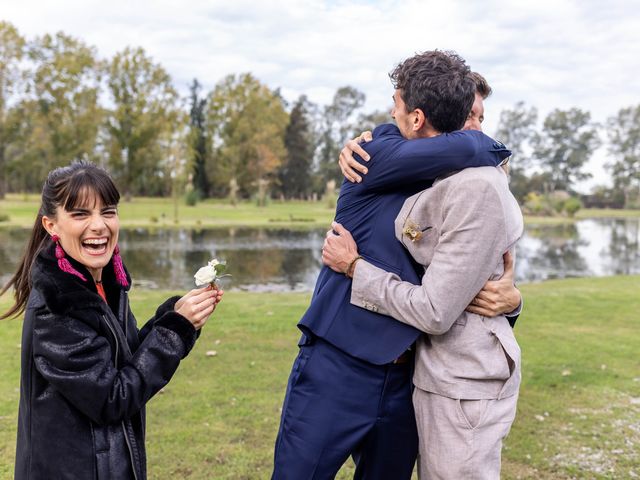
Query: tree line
[[1, 21, 639, 209], [495, 102, 639, 210]]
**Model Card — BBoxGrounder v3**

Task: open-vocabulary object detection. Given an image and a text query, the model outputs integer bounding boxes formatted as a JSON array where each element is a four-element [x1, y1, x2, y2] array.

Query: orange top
[[95, 281, 107, 303]]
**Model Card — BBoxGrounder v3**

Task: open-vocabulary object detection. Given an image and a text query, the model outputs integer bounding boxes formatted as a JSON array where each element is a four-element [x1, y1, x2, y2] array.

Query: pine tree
[[189, 79, 209, 197], [280, 95, 314, 199]]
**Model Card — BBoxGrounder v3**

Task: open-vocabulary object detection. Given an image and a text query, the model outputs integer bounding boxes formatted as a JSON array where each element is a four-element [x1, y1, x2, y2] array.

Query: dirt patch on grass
[[503, 458, 572, 479], [550, 391, 639, 478]]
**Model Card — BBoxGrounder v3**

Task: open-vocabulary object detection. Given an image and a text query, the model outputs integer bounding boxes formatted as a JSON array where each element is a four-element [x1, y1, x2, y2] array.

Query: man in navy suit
[[272, 51, 518, 480]]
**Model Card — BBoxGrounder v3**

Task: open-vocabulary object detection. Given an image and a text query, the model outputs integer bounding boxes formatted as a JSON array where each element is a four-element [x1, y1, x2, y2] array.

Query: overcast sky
[[2, 0, 638, 191]]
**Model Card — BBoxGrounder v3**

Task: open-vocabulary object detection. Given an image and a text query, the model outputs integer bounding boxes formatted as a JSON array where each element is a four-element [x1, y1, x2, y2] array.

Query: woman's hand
[[339, 131, 373, 183], [175, 286, 224, 330]]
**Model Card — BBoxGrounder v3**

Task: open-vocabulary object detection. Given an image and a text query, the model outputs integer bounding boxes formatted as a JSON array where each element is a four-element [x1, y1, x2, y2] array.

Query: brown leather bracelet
[[345, 255, 363, 278]]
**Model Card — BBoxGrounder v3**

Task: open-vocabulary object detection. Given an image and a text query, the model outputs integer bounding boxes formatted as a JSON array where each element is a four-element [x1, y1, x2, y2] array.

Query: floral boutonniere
[[402, 219, 433, 243], [402, 220, 422, 242], [194, 259, 231, 288]]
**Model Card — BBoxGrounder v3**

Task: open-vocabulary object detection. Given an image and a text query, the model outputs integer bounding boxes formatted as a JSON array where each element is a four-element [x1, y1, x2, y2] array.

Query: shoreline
[[1, 196, 639, 230]]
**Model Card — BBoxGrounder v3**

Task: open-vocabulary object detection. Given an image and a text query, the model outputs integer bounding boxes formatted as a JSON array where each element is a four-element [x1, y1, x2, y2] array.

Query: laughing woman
[[1, 161, 223, 480]]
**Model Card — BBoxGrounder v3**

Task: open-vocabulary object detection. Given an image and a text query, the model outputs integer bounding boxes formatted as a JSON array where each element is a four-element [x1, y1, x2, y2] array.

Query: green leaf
[[214, 262, 227, 275]]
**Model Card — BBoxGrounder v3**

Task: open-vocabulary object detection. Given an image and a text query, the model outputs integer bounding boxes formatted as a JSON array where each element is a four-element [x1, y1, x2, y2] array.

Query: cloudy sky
[[2, 0, 638, 191]]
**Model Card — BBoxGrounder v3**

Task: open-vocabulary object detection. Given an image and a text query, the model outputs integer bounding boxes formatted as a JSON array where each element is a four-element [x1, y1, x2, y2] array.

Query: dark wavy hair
[[1, 161, 120, 319], [390, 50, 475, 133], [470, 71, 492, 99]]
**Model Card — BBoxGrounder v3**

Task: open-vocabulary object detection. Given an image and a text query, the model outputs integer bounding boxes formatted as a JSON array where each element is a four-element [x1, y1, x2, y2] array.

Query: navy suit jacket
[[298, 124, 511, 365]]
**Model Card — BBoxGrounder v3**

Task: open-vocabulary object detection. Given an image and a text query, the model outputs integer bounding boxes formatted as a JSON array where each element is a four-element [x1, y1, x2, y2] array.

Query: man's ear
[[42, 216, 56, 237], [412, 109, 426, 132]]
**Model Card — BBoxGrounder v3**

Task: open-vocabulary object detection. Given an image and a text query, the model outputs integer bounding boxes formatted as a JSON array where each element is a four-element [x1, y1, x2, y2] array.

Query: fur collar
[[31, 241, 131, 315]]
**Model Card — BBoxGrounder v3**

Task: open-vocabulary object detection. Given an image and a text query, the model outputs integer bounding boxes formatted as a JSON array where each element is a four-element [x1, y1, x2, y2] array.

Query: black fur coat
[[15, 242, 198, 479]]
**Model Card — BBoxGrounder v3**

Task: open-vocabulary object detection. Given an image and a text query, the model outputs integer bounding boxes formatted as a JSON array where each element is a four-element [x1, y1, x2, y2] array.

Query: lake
[[1, 218, 638, 292]]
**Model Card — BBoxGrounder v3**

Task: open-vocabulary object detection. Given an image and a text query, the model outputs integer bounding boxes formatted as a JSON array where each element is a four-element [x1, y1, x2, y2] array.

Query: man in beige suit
[[322, 74, 523, 479]]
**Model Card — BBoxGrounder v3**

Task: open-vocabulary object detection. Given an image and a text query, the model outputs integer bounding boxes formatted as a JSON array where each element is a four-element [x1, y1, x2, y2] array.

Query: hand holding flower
[[175, 286, 223, 330], [194, 259, 231, 288], [174, 259, 229, 330]]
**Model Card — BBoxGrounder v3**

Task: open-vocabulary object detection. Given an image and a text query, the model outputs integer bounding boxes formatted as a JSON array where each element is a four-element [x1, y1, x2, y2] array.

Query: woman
[[1, 161, 222, 479]]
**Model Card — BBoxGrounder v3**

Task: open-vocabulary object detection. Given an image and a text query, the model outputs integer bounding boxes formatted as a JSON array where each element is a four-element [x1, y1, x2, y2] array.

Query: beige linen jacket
[[351, 166, 523, 400]]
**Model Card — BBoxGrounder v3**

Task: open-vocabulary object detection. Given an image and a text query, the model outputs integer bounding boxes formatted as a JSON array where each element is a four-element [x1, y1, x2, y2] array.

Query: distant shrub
[[185, 189, 202, 206], [150, 216, 159, 224], [524, 192, 552, 216], [626, 195, 640, 210], [552, 198, 566, 214], [523, 192, 582, 218], [0, 212, 9, 222], [563, 197, 582, 217], [253, 194, 270, 207]]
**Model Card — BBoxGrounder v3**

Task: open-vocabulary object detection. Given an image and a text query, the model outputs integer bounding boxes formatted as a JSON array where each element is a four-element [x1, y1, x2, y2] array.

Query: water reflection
[[605, 219, 640, 274], [1, 219, 639, 292], [517, 223, 590, 281], [114, 228, 324, 291]]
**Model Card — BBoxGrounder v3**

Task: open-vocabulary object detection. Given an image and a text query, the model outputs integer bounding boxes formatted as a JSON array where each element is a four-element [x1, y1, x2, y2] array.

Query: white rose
[[194, 264, 217, 286], [208, 259, 220, 268]]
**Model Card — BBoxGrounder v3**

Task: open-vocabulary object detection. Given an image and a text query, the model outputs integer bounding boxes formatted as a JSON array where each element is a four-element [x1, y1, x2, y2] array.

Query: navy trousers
[[272, 335, 418, 480]]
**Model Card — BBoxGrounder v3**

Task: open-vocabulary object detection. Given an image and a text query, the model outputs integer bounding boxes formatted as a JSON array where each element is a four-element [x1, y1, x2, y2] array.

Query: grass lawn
[[0, 194, 338, 229], [1, 276, 639, 479], [1, 194, 639, 229], [524, 208, 640, 225]]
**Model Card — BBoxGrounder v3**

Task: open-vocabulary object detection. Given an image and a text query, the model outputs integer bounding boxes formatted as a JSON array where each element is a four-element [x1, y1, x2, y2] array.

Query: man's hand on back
[[465, 251, 521, 317], [322, 222, 360, 276], [339, 131, 372, 183]]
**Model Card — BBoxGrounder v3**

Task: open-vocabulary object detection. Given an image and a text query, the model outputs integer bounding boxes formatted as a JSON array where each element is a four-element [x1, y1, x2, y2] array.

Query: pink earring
[[51, 235, 87, 282], [112, 245, 129, 287]]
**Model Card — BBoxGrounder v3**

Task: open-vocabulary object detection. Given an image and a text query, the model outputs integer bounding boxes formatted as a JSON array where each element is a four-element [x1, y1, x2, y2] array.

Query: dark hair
[[470, 71, 492, 99], [389, 50, 475, 133], [1, 161, 120, 319]]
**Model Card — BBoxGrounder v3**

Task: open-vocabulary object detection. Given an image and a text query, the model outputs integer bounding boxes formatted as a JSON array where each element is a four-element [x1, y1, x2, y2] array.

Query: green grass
[[1, 194, 639, 229], [0, 194, 338, 229], [526, 208, 640, 225], [576, 208, 640, 219], [1, 277, 639, 479]]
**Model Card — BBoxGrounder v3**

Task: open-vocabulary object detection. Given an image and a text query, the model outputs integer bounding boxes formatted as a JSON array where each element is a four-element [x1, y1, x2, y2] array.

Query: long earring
[[112, 245, 129, 287], [51, 235, 87, 282]]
